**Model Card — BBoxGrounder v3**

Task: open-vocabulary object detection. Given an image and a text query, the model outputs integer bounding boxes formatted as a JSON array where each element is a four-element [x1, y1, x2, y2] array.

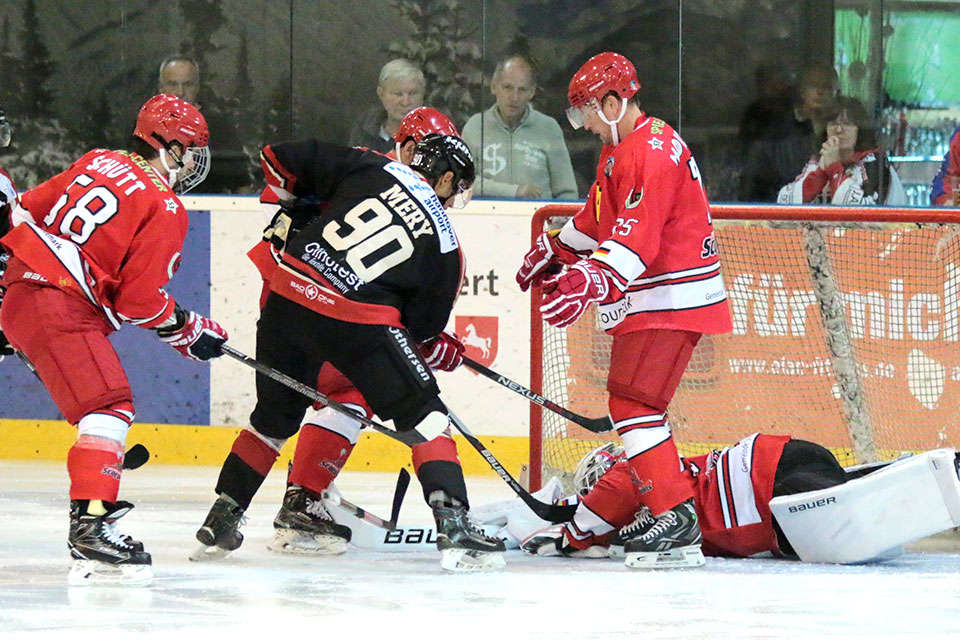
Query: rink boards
[[0, 197, 543, 473]]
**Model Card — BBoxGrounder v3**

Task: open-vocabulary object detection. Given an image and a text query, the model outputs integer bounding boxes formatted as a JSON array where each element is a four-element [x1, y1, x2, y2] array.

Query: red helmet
[[134, 93, 209, 151], [133, 94, 210, 193], [394, 107, 459, 145], [567, 52, 640, 109]]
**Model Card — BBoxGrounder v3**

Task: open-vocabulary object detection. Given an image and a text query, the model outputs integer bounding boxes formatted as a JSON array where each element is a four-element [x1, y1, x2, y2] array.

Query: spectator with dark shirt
[[349, 59, 425, 154], [740, 63, 838, 202]]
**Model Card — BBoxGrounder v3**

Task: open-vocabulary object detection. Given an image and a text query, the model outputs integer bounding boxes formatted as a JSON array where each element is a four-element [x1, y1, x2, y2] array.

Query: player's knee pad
[[249, 403, 306, 441], [303, 404, 363, 445], [76, 403, 135, 447], [391, 395, 448, 436]]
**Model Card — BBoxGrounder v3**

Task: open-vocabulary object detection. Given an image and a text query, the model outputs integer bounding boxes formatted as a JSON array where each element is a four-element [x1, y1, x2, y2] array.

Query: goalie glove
[[155, 306, 228, 362], [539, 259, 612, 329], [520, 523, 610, 558], [418, 331, 465, 372]]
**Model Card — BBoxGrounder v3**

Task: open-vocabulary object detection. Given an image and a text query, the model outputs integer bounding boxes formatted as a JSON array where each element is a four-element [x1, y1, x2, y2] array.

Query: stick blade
[[388, 468, 411, 530]]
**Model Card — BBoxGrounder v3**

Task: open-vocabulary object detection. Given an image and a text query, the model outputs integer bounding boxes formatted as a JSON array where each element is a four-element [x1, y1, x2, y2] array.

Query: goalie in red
[[0, 94, 228, 586], [517, 52, 733, 569]]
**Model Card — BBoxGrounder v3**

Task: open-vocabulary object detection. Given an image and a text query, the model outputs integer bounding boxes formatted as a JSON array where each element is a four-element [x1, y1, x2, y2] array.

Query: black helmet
[[409, 133, 476, 193], [0, 105, 9, 148]]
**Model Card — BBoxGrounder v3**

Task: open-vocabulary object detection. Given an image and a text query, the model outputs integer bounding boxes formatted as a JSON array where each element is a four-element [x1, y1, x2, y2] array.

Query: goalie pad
[[769, 448, 960, 564]]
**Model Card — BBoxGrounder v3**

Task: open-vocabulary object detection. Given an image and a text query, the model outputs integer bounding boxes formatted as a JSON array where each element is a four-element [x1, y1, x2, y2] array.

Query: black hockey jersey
[[260, 140, 463, 342]]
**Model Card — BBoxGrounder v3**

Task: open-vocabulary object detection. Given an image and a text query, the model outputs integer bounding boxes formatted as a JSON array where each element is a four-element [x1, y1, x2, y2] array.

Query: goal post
[[529, 204, 960, 492]]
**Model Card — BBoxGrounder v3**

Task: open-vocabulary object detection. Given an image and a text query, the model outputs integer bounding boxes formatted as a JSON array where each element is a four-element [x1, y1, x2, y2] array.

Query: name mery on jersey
[[85, 151, 169, 195]]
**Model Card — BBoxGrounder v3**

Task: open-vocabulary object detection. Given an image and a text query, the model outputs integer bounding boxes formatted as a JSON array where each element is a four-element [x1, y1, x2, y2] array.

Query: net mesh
[[534, 209, 960, 491]]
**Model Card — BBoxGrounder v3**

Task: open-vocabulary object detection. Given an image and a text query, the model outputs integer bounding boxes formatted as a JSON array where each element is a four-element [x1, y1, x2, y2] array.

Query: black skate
[[191, 494, 246, 562], [68, 500, 153, 586], [430, 491, 505, 572], [620, 498, 705, 569], [267, 485, 352, 556]]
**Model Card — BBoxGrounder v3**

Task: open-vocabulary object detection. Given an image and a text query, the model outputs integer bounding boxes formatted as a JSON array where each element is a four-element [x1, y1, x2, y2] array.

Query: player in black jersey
[[195, 134, 506, 571]]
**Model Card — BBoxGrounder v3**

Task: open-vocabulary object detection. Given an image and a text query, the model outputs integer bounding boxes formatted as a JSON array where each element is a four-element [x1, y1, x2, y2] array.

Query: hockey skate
[[619, 498, 705, 569], [191, 494, 246, 562], [67, 500, 153, 586], [267, 485, 352, 556], [430, 491, 506, 572]]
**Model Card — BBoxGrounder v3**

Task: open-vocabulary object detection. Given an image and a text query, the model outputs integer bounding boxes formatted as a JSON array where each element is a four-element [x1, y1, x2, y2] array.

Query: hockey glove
[[156, 307, 228, 361], [539, 260, 611, 329], [520, 523, 610, 558], [418, 331, 465, 372]]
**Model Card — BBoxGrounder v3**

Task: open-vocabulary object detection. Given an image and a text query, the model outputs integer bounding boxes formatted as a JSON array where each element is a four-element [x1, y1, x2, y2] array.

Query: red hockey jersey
[[570, 433, 791, 558], [1, 149, 187, 329], [557, 115, 732, 336]]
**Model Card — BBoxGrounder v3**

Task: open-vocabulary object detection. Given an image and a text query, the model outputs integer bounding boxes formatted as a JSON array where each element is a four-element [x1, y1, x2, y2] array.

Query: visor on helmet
[[0, 121, 10, 148], [566, 102, 598, 130]]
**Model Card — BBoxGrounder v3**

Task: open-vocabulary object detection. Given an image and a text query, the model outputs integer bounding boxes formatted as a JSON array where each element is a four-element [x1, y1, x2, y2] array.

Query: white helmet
[[573, 442, 625, 497]]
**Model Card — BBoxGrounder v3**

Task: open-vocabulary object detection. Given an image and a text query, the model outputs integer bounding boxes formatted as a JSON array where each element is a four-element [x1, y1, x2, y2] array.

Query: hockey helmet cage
[[133, 94, 210, 193], [0, 105, 10, 148], [394, 107, 459, 145], [573, 442, 625, 497], [566, 52, 640, 130], [409, 133, 476, 207]]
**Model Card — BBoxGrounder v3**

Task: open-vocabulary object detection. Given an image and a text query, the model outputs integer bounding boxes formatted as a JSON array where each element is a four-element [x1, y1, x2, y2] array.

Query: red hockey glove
[[418, 331, 465, 372], [156, 309, 228, 361], [517, 230, 565, 292], [539, 260, 611, 329]]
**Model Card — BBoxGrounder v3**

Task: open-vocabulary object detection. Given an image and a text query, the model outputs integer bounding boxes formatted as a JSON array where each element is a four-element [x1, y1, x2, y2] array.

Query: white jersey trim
[[596, 271, 728, 331], [715, 433, 763, 529], [558, 218, 598, 253]]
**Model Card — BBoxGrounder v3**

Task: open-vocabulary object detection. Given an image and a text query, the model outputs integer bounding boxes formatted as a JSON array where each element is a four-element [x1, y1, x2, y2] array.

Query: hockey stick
[[323, 469, 410, 531], [446, 410, 576, 524], [462, 356, 613, 434], [220, 344, 571, 522], [220, 344, 402, 436]]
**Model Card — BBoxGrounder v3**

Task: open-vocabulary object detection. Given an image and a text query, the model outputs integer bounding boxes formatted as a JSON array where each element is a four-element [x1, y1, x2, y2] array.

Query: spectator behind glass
[[777, 96, 906, 205], [737, 65, 793, 152], [349, 58, 425, 154], [158, 55, 201, 106], [931, 125, 960, 206], [739, 63, 839, 202], [461, 54, 577, 200]]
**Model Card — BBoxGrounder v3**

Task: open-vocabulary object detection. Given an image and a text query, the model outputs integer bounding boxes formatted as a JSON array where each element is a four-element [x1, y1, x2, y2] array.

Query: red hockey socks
[[215, 428, 280, 510], [288, 423, 355, 495], [412, 430, 468, 507], [625, 438, 693, 515], [67, 435, 124, 502]]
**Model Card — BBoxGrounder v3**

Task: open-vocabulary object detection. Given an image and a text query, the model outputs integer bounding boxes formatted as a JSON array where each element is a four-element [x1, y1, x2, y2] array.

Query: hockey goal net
[[529, 203, 960, 491]]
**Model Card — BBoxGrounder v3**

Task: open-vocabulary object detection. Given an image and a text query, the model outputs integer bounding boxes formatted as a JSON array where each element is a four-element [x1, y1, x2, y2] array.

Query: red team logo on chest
[[455, 315, 498, 369]]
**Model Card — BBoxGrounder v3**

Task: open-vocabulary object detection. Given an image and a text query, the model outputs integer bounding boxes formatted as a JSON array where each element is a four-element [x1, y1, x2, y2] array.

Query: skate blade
[[624, 545, 705, 570], [68, 559, 153, 586], [189, 543, 234, 562], [440, 548, 506, 573], [266, 529, 348, 556]]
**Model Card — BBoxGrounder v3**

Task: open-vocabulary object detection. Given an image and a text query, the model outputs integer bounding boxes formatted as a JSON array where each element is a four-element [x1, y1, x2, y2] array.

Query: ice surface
[[1, 460, 959, 639]]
